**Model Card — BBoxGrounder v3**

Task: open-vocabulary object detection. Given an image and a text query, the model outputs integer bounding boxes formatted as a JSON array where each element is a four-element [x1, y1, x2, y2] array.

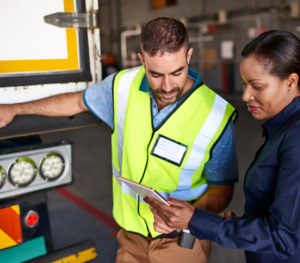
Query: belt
[[153, 230, 179, 239]]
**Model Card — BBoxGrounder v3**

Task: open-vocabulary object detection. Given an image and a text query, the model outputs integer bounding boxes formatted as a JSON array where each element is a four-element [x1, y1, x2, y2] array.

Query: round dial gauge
[[39, 153, 65, 181], [8, 158, 37, 187]]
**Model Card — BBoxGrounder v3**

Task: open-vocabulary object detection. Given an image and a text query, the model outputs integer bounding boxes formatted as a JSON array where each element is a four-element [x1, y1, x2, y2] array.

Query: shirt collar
[[139, 67, 202, 92], [262, 96, 300, 138]]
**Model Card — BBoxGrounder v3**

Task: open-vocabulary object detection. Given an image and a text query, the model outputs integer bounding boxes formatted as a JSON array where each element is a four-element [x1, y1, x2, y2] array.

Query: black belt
[[153, 230, 179, 239]]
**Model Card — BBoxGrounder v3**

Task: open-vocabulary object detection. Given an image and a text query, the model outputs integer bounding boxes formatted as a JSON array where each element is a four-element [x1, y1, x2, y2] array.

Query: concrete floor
[[40, 98, 265, 263]]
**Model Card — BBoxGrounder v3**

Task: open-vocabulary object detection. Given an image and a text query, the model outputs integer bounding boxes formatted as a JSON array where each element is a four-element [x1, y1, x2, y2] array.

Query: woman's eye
[[253, 85, 262, 90]]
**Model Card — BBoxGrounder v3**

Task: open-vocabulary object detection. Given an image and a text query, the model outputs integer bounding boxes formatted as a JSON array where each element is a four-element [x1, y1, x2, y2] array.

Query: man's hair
[[141, 17, 189, 57]]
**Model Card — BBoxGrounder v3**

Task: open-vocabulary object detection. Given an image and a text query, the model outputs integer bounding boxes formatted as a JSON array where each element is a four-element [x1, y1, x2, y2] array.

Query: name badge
[[151, 134, 188, 167]]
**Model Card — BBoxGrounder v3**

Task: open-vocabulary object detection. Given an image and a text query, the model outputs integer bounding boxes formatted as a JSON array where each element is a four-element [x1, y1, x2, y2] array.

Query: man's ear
[[138, 53, 145, 68], [186, 48, 193, 65]]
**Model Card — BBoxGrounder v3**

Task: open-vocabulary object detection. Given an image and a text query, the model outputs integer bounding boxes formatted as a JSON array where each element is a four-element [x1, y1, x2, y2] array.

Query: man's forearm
[[193, 184, 234, 214], [13, 91, 87, 117]]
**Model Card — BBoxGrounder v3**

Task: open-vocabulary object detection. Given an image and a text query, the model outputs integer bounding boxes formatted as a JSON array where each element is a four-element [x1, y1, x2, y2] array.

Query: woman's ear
[[286, 73, 299, 91]]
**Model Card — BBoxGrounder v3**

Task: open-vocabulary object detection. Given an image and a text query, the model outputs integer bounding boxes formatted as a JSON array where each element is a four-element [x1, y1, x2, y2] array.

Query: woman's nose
[[242, 86, 253, 102]]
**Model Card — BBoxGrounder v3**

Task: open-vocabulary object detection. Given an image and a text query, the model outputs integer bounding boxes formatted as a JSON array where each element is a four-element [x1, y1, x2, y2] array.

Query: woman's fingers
[[145, 196, 195, 230], [153, 213, 176, 233]]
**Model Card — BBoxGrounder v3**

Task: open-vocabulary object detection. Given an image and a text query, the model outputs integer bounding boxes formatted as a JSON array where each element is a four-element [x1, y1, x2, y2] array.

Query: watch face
[[39, 153, 65, 181], [0, 166, 5, 189], [8, 157, 37, 187]]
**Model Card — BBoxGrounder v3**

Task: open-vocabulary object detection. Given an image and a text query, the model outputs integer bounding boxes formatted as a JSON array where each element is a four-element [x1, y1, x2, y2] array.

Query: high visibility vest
[[111, 66, 237, 238]]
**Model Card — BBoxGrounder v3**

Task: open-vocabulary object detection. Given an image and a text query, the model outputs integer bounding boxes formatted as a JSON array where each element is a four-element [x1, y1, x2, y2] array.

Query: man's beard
[[152, 87, 184, 103]]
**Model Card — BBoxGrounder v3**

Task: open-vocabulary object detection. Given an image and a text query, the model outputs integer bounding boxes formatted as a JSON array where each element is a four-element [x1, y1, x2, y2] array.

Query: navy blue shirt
[[190, 96, 300, 262]]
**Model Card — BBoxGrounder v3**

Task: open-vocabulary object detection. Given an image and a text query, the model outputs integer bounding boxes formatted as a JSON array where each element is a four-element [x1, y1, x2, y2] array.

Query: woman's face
[[240, 56, 299, 120]]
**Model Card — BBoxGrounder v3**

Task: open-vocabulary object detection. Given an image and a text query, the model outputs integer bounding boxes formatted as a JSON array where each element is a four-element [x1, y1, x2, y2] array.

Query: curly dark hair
[[141, 17, 189, 57]]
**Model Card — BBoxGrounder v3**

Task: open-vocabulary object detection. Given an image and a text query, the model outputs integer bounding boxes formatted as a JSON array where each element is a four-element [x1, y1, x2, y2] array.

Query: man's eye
[[173, 72, 181, 76], [152, 74, 160, 78]]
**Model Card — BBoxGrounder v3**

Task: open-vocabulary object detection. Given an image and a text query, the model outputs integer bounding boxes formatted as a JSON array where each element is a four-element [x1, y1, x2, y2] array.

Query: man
[[0, 17, 238, 263]]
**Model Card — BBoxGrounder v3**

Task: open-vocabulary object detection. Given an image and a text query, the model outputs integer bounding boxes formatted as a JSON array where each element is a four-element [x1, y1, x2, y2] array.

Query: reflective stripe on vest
[[177, 95, 228, 191], [116, 67, 142, 176]]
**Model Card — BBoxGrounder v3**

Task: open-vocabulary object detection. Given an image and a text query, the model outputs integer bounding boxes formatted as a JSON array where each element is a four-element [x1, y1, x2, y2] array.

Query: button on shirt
[[190, 96, 300, 262], [83, 67, 238, 185]]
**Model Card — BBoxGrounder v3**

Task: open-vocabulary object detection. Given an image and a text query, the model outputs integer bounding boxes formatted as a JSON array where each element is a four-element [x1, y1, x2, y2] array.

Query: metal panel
[[0, 0, 92, 87], [0, 112, 102, 140], [0, 141, 73, 199]]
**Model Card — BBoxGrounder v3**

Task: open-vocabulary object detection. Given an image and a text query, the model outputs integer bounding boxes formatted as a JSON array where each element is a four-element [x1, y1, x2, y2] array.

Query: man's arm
[[192, 184, 234, 214], [0, 91, 88, 129]]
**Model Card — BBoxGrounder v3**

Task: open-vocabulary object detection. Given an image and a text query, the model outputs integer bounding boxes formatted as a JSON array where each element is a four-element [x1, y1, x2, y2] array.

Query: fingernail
[[143, 196, 149, 202], [167, 197, 172, 202]]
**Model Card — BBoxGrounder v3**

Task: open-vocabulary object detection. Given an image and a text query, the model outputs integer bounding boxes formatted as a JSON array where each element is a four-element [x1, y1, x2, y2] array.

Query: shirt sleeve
[[203, 121, 239, 185], [190, 128, 300, 259], [83, 73, 116, 130]]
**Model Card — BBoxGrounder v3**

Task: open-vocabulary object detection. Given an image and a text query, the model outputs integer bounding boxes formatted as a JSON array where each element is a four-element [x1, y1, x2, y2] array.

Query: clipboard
[[118, 176, 170, 206]]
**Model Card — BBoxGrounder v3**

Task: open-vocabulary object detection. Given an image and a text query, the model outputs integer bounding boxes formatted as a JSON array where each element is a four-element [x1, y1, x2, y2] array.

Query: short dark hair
[[141, 17, 188, 57], [242, 30, 300, 90]]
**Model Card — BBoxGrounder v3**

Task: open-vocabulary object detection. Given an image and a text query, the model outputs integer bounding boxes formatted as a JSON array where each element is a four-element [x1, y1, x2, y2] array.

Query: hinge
[[44, 12, 98, 28]]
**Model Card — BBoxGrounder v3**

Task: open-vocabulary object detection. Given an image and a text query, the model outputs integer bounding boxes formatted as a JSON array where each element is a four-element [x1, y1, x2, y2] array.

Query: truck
[[0, 0, 103, 262]]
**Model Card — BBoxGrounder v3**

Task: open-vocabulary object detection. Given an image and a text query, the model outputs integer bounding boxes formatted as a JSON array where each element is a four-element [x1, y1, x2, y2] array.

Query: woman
[[144, 30, 300, 262]]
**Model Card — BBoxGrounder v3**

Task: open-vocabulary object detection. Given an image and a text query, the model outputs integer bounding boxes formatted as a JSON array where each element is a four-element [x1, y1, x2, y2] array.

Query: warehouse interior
[[1, 0, 300, 262]]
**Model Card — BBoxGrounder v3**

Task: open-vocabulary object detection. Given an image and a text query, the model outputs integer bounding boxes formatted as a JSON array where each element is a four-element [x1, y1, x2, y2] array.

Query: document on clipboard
[[118, 176, 170, 206]]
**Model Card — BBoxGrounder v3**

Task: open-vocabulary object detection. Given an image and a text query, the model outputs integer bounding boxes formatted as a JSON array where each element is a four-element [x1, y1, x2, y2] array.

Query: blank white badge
[[151, 135, 188, 167]]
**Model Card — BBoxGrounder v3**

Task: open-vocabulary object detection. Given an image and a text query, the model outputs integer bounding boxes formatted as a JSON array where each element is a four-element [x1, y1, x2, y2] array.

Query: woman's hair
[[241, 30, 300, 89]]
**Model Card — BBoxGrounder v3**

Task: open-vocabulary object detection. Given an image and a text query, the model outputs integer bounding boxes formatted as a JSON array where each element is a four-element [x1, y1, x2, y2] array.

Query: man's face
[[138, 47, 193, 106]]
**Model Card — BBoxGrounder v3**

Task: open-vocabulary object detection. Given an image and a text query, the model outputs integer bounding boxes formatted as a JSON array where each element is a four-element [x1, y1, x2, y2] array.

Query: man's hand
[[221, 211, 236, 218], [144, 196, 195, 230], [0, 104, 16, 128]]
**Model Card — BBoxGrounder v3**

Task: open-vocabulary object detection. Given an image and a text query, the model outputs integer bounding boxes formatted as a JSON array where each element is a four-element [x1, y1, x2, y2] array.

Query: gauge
[[8, 158, 37, 187], [39, 153, 65, 181]]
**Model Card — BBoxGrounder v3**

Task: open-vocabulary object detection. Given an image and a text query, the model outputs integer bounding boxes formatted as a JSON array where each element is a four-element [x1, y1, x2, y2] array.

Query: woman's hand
[[221, 211, 236, 218], [144, 196, 195, 231], [150, 206, 176, 234]]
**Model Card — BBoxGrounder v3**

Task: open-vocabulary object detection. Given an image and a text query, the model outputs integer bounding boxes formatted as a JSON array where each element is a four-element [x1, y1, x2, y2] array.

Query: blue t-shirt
[[83, 68, 238, 185]]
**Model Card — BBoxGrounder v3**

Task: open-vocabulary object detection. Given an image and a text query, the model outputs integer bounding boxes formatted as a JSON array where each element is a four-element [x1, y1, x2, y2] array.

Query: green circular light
[[0, 166, 6, 189], [39, 153, 65, 181], [8, 157, 37, 187]]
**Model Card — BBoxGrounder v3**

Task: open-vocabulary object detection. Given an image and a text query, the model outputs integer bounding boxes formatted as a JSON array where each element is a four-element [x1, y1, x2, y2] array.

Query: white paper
[[153, 137, 187, 165], [0, 0, 71, 61], [221, 40, 234, 59], [118, 177, 170, 206]]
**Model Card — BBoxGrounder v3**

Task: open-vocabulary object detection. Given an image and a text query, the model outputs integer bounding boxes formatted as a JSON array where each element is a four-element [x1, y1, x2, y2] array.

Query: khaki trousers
[[115, 229, 211, 263]]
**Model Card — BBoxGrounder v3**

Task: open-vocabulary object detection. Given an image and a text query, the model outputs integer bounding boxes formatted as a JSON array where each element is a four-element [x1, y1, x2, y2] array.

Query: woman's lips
[[248, 105, 260, 112]]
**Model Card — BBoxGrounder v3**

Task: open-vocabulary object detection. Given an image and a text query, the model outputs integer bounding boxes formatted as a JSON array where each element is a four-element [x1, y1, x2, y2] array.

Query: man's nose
[[162, 77, 173, 92]]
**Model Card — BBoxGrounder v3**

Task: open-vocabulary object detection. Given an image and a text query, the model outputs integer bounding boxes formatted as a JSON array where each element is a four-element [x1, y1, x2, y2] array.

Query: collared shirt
[[190, 96, 300, 262], [83, 67, 238, 185]]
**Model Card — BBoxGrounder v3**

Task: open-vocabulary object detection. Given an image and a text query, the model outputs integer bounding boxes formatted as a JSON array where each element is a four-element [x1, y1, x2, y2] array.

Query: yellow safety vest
[[111, 66, 237, 238]]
